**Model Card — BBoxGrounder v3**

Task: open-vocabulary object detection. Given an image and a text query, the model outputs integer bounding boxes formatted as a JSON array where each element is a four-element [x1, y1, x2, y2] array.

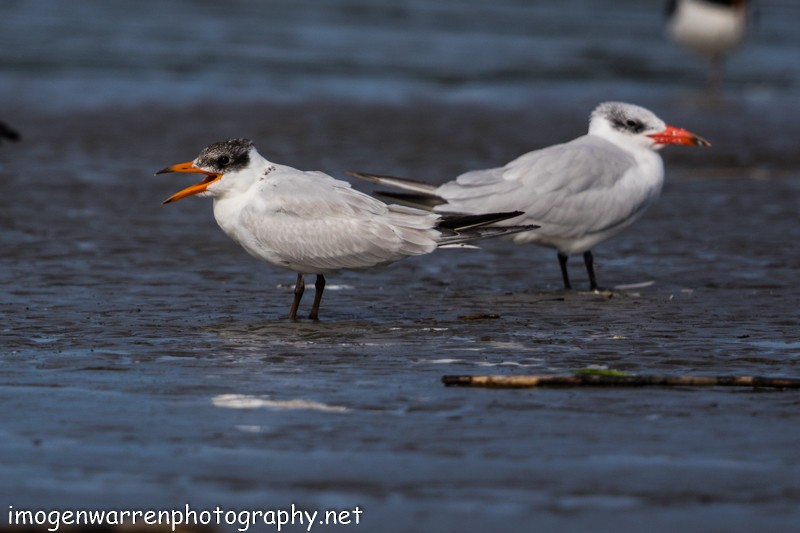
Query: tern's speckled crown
[[592, 102, 662, 136], [195, 138, 254, 174]]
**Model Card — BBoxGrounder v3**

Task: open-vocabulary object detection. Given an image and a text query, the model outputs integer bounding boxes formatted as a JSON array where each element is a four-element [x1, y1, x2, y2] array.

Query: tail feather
[[437, 224, 539, 247], [435, 211, 537, 247], [347, 171, 439, 195], [376, 190, 446, 209], [437, 211, 523, 231], [350, 171, 538, 246], [349, 171, 447, 210]]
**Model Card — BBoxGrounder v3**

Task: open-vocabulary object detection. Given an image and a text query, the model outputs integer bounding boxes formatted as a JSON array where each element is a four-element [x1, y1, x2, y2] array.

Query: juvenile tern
[[157, 138, 535, 319], [350, 102, 710, 291]]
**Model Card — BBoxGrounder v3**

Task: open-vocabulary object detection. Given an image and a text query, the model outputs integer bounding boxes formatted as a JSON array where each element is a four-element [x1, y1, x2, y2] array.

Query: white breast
[[668, 0, 747, 58]]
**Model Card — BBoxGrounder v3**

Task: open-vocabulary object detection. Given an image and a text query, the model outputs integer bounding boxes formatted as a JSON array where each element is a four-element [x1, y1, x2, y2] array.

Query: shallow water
[[2, 1, 800, 532]]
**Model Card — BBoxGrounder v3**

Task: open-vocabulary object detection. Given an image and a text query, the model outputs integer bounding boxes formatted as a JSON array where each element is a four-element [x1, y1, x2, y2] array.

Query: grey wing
[[241, 171, 439, 272], [438, 136, 642, 236]]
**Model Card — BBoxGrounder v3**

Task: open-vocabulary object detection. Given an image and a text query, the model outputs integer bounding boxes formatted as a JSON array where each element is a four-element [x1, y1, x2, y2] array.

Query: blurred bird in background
[[666, 0, 749, 91]]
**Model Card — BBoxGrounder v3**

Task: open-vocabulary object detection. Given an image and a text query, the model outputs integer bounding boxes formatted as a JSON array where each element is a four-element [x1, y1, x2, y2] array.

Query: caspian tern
[[350, 102, 710, 292], [666, 0, 748, 89], [156, 138, 536, 320]]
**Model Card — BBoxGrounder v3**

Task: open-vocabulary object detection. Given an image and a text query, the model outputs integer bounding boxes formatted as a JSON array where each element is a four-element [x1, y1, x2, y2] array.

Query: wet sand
[[1, 98, 799, 531]]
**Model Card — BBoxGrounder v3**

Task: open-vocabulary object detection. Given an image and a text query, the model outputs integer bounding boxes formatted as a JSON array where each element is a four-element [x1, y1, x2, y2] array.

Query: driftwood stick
[[442, 374, 800, 389]]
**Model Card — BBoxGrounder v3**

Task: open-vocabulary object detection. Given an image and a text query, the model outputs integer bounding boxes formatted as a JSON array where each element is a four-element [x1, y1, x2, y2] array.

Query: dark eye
[[622, 119, 645, 133], [217, 155, 230, 166]]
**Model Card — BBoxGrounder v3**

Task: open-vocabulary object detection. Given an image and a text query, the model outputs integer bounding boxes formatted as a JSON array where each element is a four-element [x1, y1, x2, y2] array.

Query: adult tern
[[350, 102, 710, 291]]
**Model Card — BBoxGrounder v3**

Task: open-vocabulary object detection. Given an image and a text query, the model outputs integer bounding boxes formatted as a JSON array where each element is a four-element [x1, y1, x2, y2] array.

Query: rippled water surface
[[1, 1, 800, 532]]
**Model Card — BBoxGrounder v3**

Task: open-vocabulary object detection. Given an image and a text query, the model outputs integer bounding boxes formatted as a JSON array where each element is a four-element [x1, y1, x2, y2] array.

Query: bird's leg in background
[[289, 273, 305, 320], [309, 274, 326, 320], [583, 250, 599, 292], [558, 252, 572, 290], [707, 55, 724, 95]]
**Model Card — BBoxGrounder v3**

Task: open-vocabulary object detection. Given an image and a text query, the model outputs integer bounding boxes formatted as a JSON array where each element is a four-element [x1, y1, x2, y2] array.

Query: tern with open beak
[[157, 138, 536, 320]]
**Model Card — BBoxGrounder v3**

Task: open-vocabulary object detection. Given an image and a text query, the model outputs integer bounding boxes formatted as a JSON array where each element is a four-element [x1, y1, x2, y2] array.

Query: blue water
[[1, 0, 799, 111], [2, 2, 800, 532]]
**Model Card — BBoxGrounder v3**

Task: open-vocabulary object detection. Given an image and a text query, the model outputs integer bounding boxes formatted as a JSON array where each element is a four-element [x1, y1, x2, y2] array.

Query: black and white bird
[[350, 102, 710, 292], [157, 139, 535, 320], [666, 0, 749, 89]]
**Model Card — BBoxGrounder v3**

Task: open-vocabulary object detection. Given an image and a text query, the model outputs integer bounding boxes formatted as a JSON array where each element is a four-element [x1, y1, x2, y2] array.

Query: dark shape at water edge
[[0, 120, 20, 145]]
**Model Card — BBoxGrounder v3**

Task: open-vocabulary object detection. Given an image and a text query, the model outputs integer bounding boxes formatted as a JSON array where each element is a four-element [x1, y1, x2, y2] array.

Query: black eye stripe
[[612, 118, 645, 134]]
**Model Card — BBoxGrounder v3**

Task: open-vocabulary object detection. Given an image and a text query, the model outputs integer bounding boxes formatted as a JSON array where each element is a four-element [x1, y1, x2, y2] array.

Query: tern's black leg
[[289, 273, 305, 320], [583, 250, 600, 292], [557, 252, 572, 290], [708, 56, 724, 94], [309, 274, 326, 320]]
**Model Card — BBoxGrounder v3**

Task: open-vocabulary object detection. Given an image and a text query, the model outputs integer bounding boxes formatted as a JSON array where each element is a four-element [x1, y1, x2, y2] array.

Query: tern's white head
[[588, 102, 710, 152], [157, 138, 262, 204]]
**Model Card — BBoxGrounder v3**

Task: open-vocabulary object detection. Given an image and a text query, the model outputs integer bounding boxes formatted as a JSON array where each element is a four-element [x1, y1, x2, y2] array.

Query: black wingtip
[[437, 211, 524, 231], [345, 170, 375, 180], [376, 190, 447, 208], [347, 171, 435, 187]]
